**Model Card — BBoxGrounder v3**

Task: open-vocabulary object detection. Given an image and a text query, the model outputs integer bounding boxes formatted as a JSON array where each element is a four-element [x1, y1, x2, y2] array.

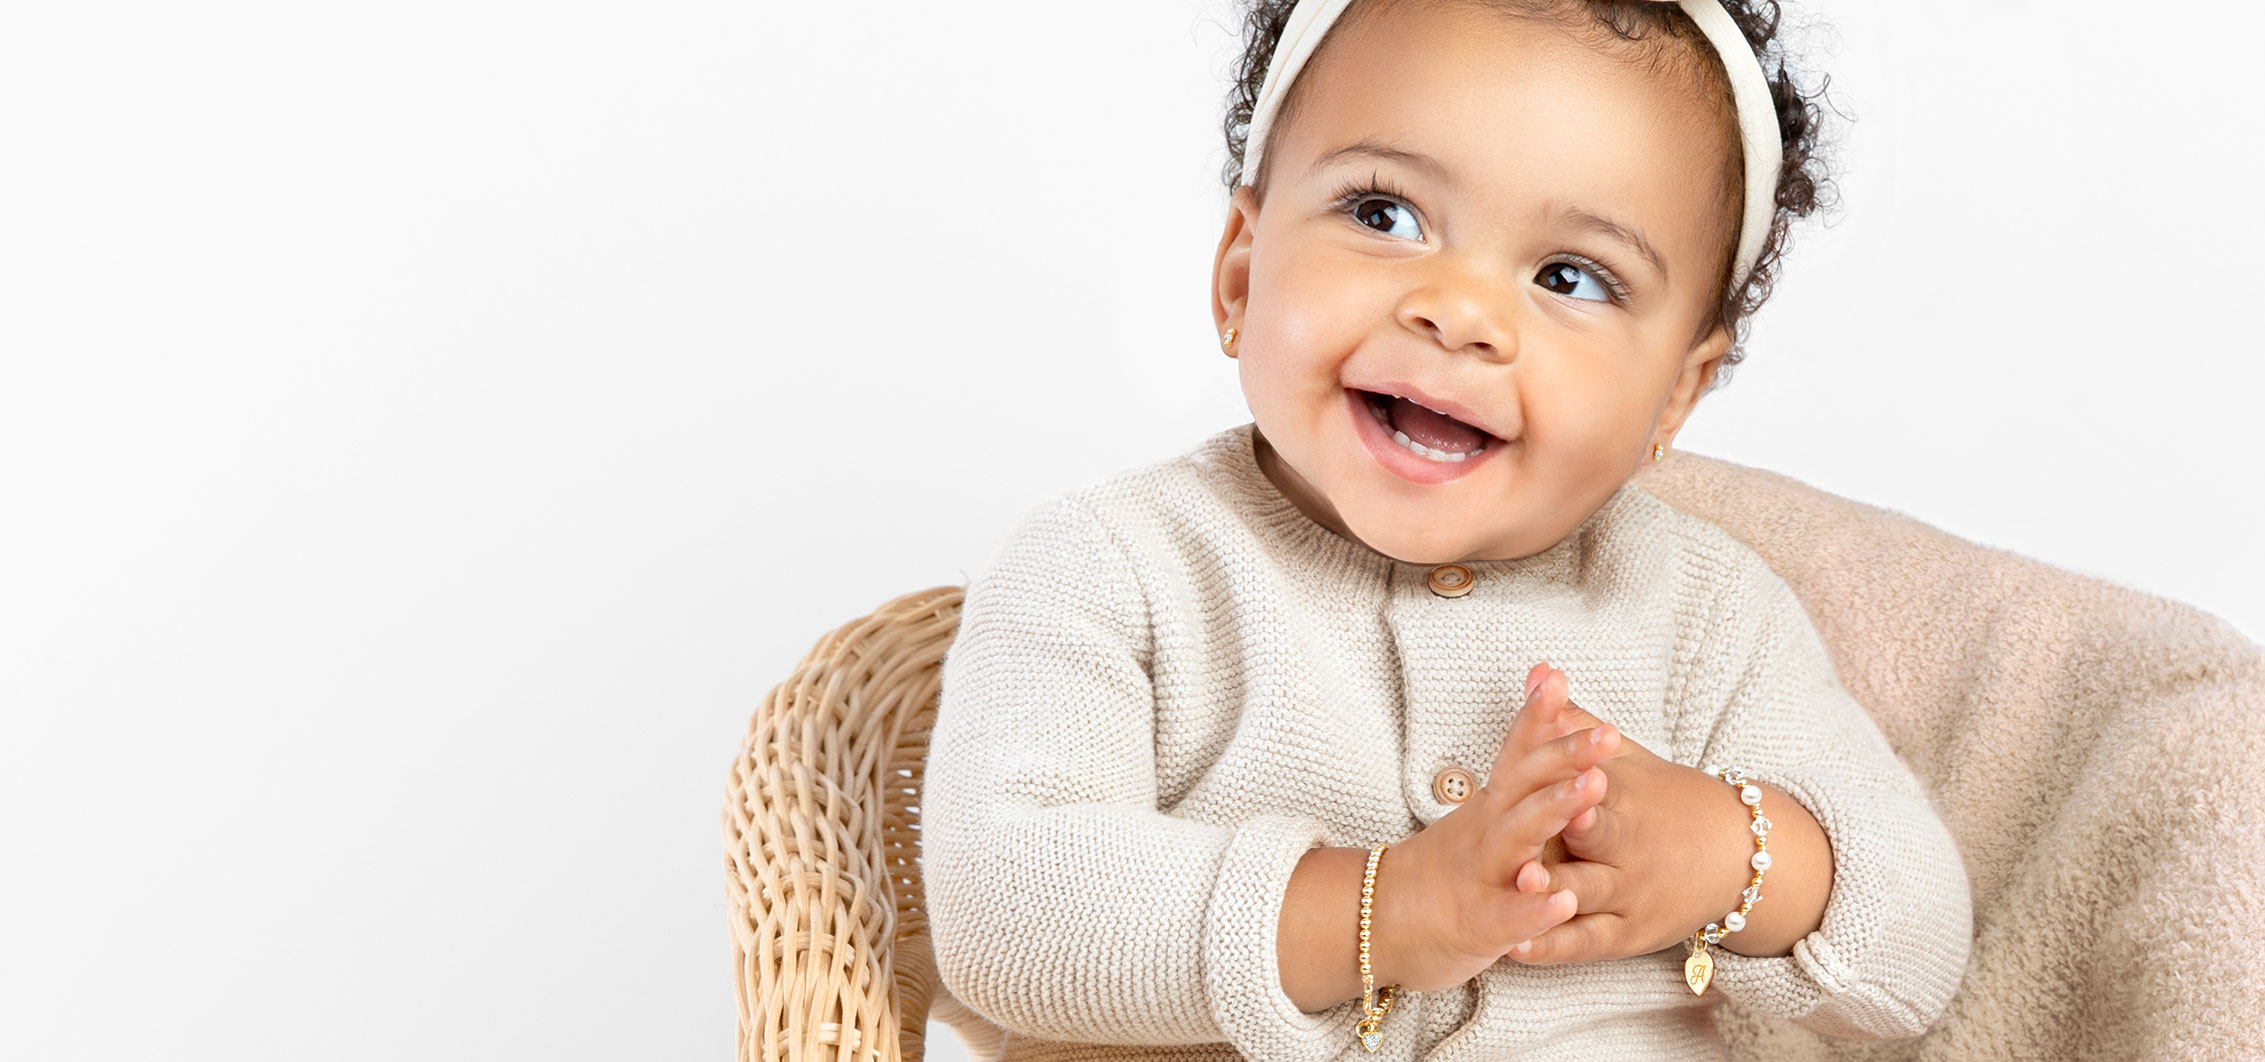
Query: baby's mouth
[[1356, 389, 1499, 463]]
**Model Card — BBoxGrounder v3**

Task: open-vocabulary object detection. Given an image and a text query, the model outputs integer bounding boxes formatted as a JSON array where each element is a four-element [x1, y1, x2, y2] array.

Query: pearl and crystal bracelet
[[1356, 842, 1399, 1053], [1683, 767, 1772, 996]]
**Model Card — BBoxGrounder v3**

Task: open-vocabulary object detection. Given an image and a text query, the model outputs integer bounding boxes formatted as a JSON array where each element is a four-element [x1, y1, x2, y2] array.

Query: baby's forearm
[[1714, 779, 1833, 957]]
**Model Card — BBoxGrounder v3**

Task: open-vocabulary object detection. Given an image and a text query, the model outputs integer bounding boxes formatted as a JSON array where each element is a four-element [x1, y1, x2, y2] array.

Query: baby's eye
[[1536, 260, 1614, 303], [1349, 195, 1423, 241]]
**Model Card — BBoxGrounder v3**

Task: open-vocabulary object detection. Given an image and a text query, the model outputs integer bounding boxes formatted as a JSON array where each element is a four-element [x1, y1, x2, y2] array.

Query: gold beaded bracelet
[[1356, 842, 1399, 1053], [1683, 767, 1772, 996]]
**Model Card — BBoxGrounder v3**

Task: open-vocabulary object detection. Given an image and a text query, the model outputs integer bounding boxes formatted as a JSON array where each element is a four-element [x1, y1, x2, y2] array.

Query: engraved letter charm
[[1685, 947, 1714, 995]]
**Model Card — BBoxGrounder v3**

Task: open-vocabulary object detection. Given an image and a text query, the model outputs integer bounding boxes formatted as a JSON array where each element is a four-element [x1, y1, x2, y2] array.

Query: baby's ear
[[1211, 184, 1259, 332], [1656, 322, 1731, 443]]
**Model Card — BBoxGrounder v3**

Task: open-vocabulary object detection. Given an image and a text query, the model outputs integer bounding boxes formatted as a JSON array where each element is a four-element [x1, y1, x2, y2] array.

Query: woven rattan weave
[[723, 586, 1003, 1062]]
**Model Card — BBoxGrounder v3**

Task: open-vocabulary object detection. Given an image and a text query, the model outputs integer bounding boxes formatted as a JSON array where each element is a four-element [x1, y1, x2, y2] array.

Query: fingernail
[[1554, 889, 1575, 913], [1588, 727, 1605, 746], [1511, 940, 1532, 957]]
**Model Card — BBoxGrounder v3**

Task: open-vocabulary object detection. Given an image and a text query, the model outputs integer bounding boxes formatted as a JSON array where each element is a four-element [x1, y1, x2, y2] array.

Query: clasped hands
[[1370, 662, 1765, 992]]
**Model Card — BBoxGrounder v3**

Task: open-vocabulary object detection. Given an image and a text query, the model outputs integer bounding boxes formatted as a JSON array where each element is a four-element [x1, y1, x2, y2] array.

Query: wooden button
[[1432, 766, 1477, 804], [1427, 563, 1474, 598]]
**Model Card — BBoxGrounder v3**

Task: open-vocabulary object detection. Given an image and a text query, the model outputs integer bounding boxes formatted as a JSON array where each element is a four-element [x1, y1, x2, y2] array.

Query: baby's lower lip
[[1345, 388, 1502, 485]]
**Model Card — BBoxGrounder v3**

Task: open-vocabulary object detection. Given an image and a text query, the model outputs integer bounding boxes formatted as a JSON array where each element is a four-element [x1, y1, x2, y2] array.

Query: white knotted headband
[[1239, 0, 1782, 293]]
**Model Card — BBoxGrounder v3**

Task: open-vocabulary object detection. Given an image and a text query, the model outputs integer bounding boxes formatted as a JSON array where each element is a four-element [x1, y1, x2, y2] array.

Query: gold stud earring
[[1221, 327, 1238, 357], [1652, 443, 1667, 463]]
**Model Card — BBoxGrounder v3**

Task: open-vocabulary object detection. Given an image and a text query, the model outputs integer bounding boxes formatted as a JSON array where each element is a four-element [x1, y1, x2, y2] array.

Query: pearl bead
[[1752, 850, 1773, 872], [1740, 784, 1762, 806], [1724, 911, 1746, 932]]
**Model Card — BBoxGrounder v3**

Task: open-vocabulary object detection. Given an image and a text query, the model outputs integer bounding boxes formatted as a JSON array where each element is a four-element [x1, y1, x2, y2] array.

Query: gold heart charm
[[1685, 947, 1714, 995]]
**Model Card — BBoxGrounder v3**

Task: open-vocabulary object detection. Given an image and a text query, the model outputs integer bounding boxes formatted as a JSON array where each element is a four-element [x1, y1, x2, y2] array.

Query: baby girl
[[923, 0, 1974, 1058]]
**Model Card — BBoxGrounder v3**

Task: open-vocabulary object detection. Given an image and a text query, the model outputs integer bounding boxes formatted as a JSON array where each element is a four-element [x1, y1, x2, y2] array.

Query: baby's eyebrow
[[1549, 204, 1669, 283], [1307, 139, 1452, 184]]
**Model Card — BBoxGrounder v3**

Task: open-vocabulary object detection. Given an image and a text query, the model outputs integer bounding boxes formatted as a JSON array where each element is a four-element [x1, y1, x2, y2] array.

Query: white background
[[2, 1, 2258, 1059]]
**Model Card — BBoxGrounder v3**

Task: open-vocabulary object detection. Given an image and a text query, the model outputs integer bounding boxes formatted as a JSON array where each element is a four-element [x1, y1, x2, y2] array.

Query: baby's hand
[[1363, 663, 1618, 993], [1503, 665, 1764, 967]]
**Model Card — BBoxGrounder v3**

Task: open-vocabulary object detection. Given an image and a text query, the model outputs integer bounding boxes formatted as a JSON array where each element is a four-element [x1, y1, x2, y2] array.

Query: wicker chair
[[722, 584, 998, 1062], [722, 451, 2264, 1062]]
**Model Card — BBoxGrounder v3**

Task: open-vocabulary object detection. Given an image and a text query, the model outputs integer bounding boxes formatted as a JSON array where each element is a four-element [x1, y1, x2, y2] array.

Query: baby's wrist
[[1691, 767, 1772, 943], [1704, 773, 1828, 958]]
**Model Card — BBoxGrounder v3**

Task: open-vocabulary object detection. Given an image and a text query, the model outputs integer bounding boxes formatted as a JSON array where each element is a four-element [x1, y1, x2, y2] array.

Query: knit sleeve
[[923, 495, 1357, 1059], [1690, 561, 1974, 1040]]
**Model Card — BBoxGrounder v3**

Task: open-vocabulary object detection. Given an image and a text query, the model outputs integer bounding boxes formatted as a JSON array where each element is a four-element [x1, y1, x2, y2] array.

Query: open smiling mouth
[[1354, 389, 1501, 463]]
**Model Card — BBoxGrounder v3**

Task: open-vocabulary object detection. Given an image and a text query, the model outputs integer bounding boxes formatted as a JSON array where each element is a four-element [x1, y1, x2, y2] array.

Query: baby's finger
[[1511, 858, 1620, 916], [1509, 912, 1628, 966], [1490, 885, 1578, 950], [1556, 696, 1611, 734], [1495, 765, 1606, 858], [1559, 800, 1625, 862], [1488, 667, 1590, 792], [1533, 670, 1610, 750], [1528, 666, 1617, 745], [1522, 667, 1574, 730], [1493, 724, 1618, 814], [1488, 663, 1565, 786]]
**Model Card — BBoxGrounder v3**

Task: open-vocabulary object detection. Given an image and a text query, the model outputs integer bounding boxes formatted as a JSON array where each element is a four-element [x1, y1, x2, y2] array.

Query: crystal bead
[[1742, 885, 1762, 905], [1750, 815, 1772, 836]]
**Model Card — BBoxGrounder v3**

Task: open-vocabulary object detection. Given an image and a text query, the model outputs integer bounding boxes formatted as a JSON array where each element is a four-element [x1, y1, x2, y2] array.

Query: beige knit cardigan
[[922, 423, 1973, 1061]]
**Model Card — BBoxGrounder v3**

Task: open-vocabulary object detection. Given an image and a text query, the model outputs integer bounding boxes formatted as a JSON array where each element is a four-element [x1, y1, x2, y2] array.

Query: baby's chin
[[1335, 504, 1537, 566]]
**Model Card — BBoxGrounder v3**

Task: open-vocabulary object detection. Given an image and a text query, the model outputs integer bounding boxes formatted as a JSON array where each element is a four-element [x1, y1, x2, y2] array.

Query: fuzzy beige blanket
[[1632, 451, 2265, 1061]]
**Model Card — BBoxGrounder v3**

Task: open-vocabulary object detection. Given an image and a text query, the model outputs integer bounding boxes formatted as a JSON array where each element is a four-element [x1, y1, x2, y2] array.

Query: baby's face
[[1212, 0, 1738, 564]]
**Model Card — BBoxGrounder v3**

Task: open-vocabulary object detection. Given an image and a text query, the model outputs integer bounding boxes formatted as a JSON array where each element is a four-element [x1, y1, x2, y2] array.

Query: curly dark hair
[[1220, 0, 1842, 393]]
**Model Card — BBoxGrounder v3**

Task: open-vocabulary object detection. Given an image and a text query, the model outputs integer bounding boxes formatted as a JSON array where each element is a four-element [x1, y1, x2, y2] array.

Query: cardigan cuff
[[1708, 928, 1921, 1037], [1201, 812, 1366, 1062]]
